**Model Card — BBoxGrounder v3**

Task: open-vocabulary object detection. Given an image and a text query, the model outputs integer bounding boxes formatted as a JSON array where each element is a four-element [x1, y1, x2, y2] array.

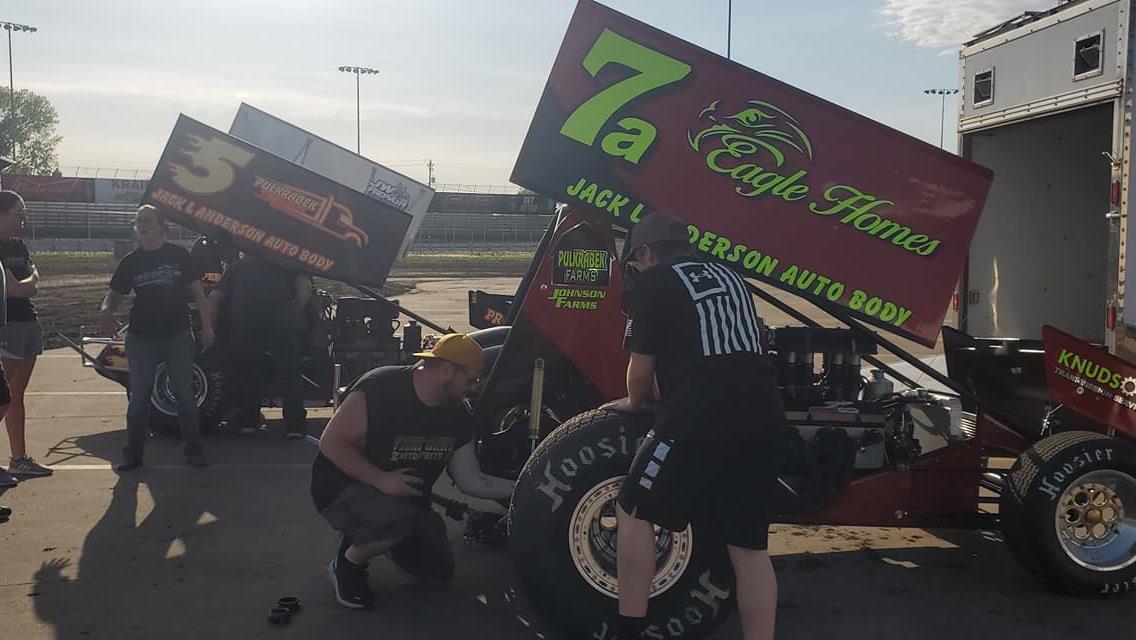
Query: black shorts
[[617, 430, 776, 550]]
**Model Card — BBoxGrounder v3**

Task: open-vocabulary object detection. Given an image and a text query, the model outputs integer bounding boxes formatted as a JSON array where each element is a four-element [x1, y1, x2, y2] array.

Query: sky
[[3, 0, 1044, 187]]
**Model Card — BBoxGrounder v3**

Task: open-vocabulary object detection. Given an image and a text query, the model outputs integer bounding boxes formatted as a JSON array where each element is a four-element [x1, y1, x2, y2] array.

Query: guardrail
[[23, 202, 553, 248]]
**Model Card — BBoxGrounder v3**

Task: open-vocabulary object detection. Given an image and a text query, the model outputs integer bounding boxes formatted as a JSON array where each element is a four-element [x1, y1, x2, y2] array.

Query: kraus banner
[[1043, 325, 1136, 438], [144, 115, 412, 286], [511, 0, 993, 346]]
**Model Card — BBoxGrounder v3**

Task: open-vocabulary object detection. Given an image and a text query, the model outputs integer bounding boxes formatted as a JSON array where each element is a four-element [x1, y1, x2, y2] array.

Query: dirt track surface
[[0, 276, 1131, 640]]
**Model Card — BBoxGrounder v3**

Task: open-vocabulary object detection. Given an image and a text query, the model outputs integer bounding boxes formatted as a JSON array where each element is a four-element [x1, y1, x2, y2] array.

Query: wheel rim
[[1054, 469, 1136, 572], [151, 364, 208, 416], [568, 476, 693, 600]]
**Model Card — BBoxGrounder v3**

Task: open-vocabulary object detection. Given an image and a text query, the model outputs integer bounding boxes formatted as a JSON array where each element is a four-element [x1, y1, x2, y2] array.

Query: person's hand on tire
[[374, 468, 425, 497], [600, 397, 653, 413]]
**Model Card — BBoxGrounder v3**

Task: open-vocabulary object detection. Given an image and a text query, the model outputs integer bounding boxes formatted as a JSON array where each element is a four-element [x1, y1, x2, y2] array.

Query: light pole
[[337, 65, 379, 154], [923, 88, 959, 149], [1, 21, 36, 160], [727, 0, 732, 60]]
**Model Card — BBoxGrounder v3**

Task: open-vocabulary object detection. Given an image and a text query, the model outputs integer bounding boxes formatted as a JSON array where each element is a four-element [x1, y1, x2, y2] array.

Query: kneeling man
[[311, 333, 514, 609]]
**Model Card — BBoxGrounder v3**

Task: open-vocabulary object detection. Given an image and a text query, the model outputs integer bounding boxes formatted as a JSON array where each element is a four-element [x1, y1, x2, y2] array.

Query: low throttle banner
[[144, 115, 412, 286], [511, 0, 993, 346]]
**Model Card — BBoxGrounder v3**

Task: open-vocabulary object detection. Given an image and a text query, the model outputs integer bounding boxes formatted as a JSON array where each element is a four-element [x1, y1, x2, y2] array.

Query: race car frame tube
[[744, 280, 970, 400], [350, 282, 451, 334]]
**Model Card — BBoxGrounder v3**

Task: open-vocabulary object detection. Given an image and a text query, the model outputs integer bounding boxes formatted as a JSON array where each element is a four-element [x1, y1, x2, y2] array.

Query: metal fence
[[23, 202, 553, 250]]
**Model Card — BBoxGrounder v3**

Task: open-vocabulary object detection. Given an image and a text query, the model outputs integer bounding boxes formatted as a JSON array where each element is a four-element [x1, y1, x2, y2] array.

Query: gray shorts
[[320, 483, 454, 582], [0, 320, 43, 359]]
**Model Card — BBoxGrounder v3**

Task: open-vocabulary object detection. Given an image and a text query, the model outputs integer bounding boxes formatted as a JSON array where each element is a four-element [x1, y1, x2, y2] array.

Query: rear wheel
[[148, 359, 225, 437], [509, 409, 735, 640], [1000, 430, 1136, 595]]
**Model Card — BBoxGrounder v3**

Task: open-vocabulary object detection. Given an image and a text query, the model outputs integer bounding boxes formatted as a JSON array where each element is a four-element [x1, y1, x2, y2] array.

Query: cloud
[[880, 0, 1044, 48]]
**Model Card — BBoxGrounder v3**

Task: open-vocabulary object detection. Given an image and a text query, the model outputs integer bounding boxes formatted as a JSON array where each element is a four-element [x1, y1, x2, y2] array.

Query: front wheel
[[1001, 430, 1136, 595], [509, 409, 735, 640]]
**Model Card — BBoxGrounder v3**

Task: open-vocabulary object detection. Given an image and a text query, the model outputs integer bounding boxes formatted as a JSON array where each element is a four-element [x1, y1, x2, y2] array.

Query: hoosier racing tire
[[508, 409, 735, 640], [1001, 431, 1136, 596]]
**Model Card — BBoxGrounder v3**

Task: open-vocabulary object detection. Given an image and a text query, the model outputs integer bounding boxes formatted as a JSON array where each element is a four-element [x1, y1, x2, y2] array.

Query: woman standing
[[0, 190, 50, 480], [100, 205, 215, 470]]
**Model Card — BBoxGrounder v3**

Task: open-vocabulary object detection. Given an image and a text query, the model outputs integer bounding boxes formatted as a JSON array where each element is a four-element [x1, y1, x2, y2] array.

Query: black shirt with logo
[[624, 258, 785, 439], [109, 243, 202, 338], [311, 365, 473, 511], [0, 239, 36, 321]]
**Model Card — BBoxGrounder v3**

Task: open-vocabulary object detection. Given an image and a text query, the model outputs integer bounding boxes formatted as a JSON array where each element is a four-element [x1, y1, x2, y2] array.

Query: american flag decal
[[673, 261, 763, 357]]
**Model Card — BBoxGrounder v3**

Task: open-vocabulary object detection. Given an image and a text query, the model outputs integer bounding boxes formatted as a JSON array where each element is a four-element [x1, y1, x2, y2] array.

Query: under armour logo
[[675, 262, 727, 299]]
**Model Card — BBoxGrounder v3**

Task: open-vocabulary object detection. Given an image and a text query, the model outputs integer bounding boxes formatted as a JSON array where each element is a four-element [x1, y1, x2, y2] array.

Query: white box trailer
[[958, 0, 1134, 356]]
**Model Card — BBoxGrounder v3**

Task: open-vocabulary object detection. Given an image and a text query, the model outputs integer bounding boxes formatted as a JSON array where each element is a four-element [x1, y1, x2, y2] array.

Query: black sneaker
[[115, 449, 143, 472], [0, 468, 18, 487], [328, 555, 376, 609], [185, 450, 209, 468]]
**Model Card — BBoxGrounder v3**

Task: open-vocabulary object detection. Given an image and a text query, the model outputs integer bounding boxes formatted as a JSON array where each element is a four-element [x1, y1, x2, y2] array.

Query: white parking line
[[48, 463, 311, 471], [27, 392, 125, 396]]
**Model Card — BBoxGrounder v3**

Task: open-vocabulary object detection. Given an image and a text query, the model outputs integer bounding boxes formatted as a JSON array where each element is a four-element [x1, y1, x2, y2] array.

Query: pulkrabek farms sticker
[[1043, 325, 1136, 438], [550, 223, 613, 311], [511, 0, 993, 346]]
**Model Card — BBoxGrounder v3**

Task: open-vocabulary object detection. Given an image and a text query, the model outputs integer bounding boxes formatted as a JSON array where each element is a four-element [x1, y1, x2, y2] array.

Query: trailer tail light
[[1107, 304, 1116, 330], [952, 290, 959, 311], [1111, 181, 1121, 206]]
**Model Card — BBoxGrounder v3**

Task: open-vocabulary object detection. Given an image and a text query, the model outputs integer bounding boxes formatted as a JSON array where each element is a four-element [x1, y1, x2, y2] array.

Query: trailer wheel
[[509, 409, 735, 640], [148, 360, 225, 437], [1000, 430, 1136, 596]]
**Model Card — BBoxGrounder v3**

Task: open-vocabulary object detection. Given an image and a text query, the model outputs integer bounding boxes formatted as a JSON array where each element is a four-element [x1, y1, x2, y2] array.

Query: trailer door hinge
[[1106, 211, 1122, 220]]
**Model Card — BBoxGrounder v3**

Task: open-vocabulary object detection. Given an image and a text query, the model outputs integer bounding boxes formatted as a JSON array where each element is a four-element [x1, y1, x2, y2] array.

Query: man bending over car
[[311, 333, 514, 609], [603, 211, 786, 640]]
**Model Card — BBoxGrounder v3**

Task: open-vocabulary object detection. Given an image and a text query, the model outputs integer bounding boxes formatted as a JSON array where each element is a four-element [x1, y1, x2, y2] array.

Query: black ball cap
[[621, 211, 689, 264]]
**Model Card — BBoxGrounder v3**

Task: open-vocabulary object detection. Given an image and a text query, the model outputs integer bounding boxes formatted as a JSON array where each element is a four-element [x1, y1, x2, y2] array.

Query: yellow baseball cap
[[413, 333, 485, 373]]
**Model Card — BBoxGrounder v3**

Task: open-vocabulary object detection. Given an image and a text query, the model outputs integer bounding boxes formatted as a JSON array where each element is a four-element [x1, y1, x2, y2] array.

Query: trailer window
[[973, 69, 994, 107], [1074, 32, 1103, 80]]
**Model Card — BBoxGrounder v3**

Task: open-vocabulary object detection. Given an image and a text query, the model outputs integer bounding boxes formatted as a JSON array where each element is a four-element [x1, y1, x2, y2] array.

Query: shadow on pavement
[[27, 426, 554, 640], [761, 527, 1127, 640]]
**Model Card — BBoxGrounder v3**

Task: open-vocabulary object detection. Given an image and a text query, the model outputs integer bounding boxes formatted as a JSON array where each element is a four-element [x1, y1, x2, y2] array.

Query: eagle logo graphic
[[687, 99, 813, 167]]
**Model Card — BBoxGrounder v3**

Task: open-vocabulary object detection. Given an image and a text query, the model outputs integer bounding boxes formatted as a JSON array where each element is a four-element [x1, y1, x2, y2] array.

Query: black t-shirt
[[0, 239, 36, 321], [216, 257, 298, 330], [310, 365, 473, 511], [110, 243, 202, 338], [624, 258, 784, 439]]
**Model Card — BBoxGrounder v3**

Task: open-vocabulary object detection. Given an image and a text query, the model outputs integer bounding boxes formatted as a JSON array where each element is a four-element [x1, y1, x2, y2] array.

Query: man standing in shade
[[211, 253, 310, 438], [603, 211, 785, 640]]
